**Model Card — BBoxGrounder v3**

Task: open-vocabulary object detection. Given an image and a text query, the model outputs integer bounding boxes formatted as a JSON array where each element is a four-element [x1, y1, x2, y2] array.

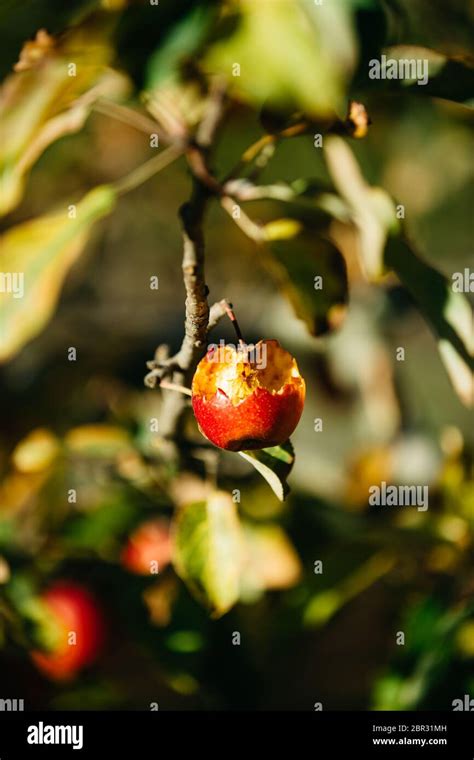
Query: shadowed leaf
[[324, 135, 399, 279], [267, 230, 348, 336], [385, 236, 474, 406], [239, 440, 295, 501], [381, 0, 474, 61]]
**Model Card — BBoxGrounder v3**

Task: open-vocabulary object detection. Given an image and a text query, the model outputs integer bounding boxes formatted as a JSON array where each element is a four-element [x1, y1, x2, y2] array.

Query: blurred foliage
[[0, 0, 472, 710]]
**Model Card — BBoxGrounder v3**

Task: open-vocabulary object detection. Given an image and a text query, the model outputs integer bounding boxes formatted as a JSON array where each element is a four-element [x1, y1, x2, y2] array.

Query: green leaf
[[146, 5, 216, 89], [238, 440, 295, 501], [0, 185, 117, 363], [165, 630, 204, 653], [385, 236, 474, 406], [143, 5, 217, 132], [267, 229, 348, 336], [63, 497, 135, 552], [172, 491, 244, 617], [304, 551, 396, 627], [204, 0, 356, 118], [381, 0, 474, 61]]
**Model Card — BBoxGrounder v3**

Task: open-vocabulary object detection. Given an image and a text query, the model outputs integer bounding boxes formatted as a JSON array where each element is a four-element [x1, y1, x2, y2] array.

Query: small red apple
[[31, 582, 105, 681], [192, 339, 305, 451], [121, 519, 173, 575]]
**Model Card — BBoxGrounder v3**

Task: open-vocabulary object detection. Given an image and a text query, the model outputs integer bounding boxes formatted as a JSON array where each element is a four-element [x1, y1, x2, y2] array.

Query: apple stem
[[221, 299, 245, 346]]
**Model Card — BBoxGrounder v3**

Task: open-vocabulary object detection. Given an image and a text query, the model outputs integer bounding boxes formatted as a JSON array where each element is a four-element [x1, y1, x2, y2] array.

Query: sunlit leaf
[[0, 556, 10, 584], [65, 424, 132, 458], [12, 429, 61, 474], [172, 491, 244, 617], [240, 523, 302, 597], [238, 441, 295, 501], [204, 0, 356, 118], [324, 137, 472, 405], [0, 185, 117, 363], [262, 218, 303, 242], [0, 19, 129, 214]]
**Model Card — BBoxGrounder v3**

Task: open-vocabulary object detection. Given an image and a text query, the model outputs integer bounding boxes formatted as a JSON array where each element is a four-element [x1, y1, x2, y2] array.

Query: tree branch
[[144, 182, 210, 385], [145, 83, 227, 449]]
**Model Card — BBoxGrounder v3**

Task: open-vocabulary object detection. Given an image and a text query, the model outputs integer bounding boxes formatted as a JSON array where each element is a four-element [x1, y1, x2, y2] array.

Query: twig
[[196, 78, 227, 148], [223, 121, 309, 183], [186, 145, 223, 195], [223, 134, 275, 182], [159, 381, 192, 397], [183, 78, 227, 194], [93, 99, 166, 138], [223, 179, 295, 202], [114, 145, 184, 196], [208, 300, 229, 331], [143, 91, 189, 142], [220, 195, 265, 242]]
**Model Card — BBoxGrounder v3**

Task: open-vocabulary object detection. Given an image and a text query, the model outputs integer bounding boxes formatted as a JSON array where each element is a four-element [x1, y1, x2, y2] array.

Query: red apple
[[191, 339, 305, 451], [121, 519, 173, 575], [31, 582, 105, 681]]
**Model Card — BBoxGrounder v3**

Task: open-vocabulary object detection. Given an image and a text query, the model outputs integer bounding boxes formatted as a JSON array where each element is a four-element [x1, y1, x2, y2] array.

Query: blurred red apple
[[192, 339, 305, 451], [31, 581, 105, 681], [121, 519, 172, 575]]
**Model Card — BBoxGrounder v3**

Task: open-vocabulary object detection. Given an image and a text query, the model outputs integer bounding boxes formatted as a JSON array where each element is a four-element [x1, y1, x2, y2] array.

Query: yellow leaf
[[64, 424, 132, 457], [12, 428, 60, 473], [241, 523, 302, 596], [262, 218, 302, 242], [0, 19, 129, 214], [0, 185, 117, 362]]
